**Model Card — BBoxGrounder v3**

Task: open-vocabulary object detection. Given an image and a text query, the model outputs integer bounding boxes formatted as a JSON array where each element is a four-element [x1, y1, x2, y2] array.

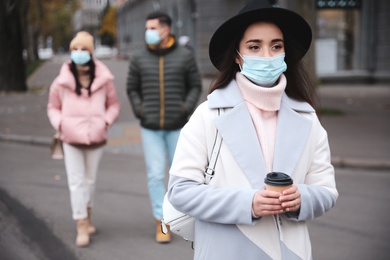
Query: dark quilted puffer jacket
[[126, 37, 202, 130]]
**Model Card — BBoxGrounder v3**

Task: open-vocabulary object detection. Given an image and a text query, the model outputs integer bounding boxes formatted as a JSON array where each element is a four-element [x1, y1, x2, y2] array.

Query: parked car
[[38, 48, 54, 60], [94, 46, 115, 59]]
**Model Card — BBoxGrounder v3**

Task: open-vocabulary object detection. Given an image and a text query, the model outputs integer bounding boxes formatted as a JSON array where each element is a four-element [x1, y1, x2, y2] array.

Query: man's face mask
[[145, 29, 162, 46]]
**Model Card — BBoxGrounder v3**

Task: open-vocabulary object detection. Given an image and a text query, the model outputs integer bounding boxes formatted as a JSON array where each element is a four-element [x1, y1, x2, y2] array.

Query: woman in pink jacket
[[47, 31, 120, 247]]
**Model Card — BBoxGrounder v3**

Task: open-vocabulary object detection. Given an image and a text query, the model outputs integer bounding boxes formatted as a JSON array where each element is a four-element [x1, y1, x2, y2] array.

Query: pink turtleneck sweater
[[236, 72, 287, 172]]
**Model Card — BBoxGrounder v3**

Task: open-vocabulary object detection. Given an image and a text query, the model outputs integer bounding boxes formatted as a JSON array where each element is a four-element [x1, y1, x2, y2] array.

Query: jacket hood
[[56, 59, 114, 92]]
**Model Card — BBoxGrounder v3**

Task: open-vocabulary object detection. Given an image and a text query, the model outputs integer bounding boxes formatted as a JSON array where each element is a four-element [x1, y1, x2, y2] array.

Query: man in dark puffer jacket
[[126, 11, 201, 243]]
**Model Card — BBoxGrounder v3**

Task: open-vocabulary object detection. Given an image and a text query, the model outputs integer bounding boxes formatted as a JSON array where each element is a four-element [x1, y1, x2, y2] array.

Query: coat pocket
[[88, 116, 108, 144]]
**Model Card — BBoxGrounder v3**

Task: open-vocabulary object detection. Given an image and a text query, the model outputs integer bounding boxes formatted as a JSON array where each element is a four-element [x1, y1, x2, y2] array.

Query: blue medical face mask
[[70, 50, 91, 65], [145, 29, 162, 46], [237, 51, 287, 87]]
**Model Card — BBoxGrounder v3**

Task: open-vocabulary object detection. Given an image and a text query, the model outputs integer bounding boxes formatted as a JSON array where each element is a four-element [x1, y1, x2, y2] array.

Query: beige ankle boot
[[76, 219, 90, 247], [156, 220, 171, 243], [87, 207, 97, 235]]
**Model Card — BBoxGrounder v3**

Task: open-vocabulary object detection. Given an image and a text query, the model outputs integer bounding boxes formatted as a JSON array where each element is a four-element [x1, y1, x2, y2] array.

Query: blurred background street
[[1, 0, 390, 259], [0, 56, 389, 260]]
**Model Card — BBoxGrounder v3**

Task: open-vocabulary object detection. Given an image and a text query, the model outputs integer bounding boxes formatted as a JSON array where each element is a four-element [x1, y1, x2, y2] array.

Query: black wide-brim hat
[[209, 0, 312, 70]]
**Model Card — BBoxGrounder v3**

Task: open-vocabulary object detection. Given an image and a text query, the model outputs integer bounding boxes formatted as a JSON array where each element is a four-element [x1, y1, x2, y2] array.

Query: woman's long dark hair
[[69, 59, 96, 96], [209, 21, 318, 109]]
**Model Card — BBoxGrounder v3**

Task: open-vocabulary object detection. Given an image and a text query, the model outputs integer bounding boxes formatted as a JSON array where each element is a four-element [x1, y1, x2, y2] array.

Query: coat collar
[[147, 35, 177, 55], [208, 79, 314, 188], [56, 60, 114, 93]]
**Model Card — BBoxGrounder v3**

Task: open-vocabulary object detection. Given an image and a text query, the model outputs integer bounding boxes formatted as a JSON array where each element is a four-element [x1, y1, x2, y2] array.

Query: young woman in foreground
[[167, 0, 338, 259]]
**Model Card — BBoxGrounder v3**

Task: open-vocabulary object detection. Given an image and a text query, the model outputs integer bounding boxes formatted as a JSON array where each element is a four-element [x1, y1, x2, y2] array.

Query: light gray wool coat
[[168, 79, 338, 260]]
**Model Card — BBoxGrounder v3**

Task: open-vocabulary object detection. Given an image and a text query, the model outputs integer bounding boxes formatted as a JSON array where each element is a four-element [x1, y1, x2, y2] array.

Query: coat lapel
[[208, 80, 267, 189], [207, 81, 315, 187], [272, 94, 314, 175], [214, 102, 267, 189]]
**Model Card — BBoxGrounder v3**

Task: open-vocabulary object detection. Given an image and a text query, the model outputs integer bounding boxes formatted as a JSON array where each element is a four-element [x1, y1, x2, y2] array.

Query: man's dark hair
[[146, 11, 172, 27]]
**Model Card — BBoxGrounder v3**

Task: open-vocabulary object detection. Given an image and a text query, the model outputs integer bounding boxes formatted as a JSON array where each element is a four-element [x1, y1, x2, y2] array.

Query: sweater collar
[[76, 65, 90, 75], [56, 59, 114, 92], [236, 72, 286, 111], [207, 77, 314, 113]]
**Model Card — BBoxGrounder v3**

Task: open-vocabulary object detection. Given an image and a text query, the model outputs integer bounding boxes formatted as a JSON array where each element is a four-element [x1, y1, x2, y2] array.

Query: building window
[[316, 9, 360, 74]]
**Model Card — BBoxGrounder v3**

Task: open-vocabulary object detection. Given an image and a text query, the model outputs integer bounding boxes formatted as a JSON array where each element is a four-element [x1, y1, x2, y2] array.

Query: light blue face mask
[[145, 29, 161, 46], [70, 50, 91, 65], [237, 51, 287, 87]]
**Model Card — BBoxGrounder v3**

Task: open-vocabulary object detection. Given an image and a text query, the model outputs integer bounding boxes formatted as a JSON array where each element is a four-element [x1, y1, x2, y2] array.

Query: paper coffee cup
[[264, 172, 293, 192]]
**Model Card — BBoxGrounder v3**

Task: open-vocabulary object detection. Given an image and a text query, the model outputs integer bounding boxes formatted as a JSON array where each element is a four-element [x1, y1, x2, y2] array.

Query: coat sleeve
[[126, 56, 143, 118], [104, 80, 120, 126], [183, 52, 201, 115], [47, 79, 62, 131], [286, 116, 338, 221], [168, 104, 257, 225]]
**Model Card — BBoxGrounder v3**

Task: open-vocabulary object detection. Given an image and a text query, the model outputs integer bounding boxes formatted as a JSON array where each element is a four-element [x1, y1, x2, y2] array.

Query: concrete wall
[[194, 0, 244, 74]]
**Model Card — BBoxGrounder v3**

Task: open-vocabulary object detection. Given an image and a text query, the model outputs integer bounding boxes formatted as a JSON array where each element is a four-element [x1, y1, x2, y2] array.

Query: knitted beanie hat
[[69, 31, 94, 54]]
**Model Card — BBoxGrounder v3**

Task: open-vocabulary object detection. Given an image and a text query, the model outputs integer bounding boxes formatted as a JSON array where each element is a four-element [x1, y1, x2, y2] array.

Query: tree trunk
[[0, 0, 27, 92], [21, 0, 37, 63]]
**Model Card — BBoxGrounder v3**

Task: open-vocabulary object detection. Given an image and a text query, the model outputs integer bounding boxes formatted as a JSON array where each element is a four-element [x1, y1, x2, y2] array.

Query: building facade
[[117, 0, 243, 75], [73, 0, 109, 41], [314, 0, 390, 82], [117, 0, 390, 82]]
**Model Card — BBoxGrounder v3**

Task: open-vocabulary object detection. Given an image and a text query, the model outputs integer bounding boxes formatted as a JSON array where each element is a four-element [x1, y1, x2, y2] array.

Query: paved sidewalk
[[0, 57, 389, 169]]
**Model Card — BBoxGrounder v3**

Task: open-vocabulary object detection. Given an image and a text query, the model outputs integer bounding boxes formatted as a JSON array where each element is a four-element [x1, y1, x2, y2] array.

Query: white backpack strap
[[204, 108, 223, 184]]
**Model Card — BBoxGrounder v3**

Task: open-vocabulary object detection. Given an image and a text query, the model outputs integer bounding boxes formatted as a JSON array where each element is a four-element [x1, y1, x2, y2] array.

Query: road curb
[[0, 134, 51, 146], [1, 133, 389, 170], [331, 157, 390, 171]]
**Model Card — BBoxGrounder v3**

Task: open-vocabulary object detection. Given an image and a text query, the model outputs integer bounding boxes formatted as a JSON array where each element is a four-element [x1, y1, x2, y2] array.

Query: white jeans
[[63, 143, 104, 220]]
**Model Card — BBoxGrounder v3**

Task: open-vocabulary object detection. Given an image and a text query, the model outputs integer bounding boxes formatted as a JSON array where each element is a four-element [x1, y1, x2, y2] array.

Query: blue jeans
[[141, 128, 181, 220]]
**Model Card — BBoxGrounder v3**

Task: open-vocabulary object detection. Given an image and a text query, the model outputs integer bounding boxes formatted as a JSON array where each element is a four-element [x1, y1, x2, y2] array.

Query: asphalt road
[[0, 141, 389, 260], [0, 142, 194, 260]]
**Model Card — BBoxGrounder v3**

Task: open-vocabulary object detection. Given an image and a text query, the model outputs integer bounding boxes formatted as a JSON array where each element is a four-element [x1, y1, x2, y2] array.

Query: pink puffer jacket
[[47, 59, 120, 145]]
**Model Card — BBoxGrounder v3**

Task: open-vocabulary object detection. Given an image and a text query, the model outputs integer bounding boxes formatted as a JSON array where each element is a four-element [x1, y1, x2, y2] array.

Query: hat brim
[[209, 8, 312, 70]]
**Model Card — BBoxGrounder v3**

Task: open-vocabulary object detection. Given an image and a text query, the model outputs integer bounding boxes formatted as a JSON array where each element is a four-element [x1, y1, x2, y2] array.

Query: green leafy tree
[[98, 5, 117, 47], [0, 0, 79, 92], [41, 0, 79, 51], [22, 0, 79, 62]]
